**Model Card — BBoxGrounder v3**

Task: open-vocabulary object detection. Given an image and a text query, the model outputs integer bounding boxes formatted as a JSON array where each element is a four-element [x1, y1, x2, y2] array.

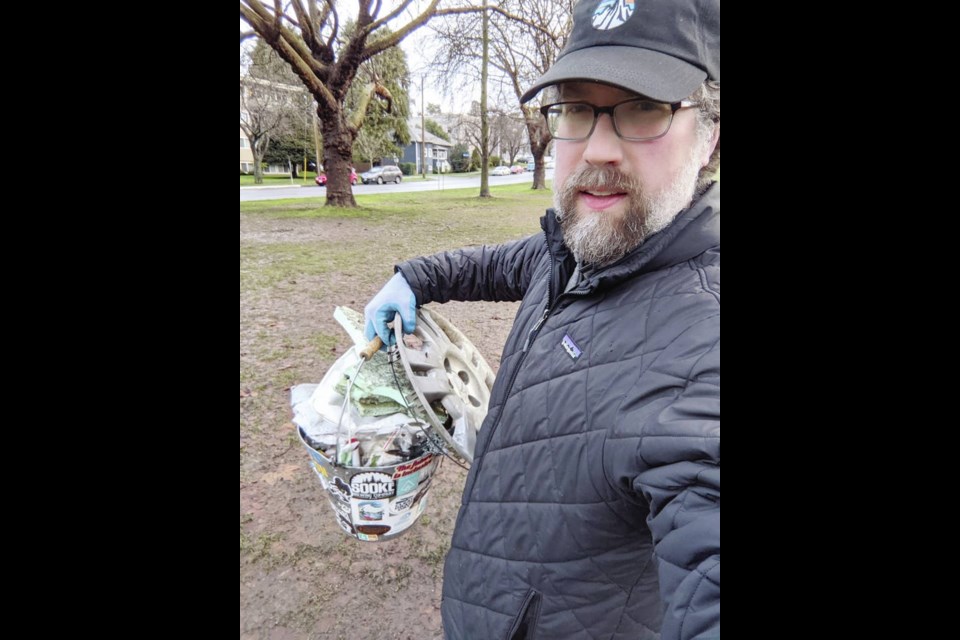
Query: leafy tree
[[346, 26, 412, 167], [424, 118, 451, 142], [264, 133, 314, 177]]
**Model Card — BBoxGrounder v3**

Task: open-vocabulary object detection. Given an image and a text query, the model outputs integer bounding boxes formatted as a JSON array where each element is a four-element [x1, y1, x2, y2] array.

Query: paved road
[[239, 170, 553, 202]]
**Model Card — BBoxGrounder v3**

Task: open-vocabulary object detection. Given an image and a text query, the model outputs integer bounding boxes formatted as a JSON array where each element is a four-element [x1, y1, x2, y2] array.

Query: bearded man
[[363, 1, 719, 637]]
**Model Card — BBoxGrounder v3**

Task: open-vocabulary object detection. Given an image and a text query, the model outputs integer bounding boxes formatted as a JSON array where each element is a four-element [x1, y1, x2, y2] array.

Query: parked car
[[361, 165, 403, 184], [527, 161, 536, 171], [491, 165, 512, 176], [510, 165, 526, 174], [316, 168, 358, 186]]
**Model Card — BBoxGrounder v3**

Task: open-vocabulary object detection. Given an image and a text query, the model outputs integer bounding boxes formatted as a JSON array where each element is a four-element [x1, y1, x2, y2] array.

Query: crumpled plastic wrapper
[[290, 307, 438, 467]]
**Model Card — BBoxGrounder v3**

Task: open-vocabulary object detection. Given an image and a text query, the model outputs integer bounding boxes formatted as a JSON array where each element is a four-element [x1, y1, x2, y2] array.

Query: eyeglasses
[[540, 98, 698, 141]]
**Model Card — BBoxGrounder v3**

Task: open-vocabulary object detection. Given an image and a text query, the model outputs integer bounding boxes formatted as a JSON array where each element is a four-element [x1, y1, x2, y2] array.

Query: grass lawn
[[240, 180, 555, 638]]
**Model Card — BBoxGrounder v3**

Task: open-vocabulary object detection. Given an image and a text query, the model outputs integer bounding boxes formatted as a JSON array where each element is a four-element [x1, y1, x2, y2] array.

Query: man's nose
[[582, 113, 623, 167]]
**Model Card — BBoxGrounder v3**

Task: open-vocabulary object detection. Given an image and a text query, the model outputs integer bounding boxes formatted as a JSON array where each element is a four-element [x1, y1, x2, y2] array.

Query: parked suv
[[361, 165, 403, 184]]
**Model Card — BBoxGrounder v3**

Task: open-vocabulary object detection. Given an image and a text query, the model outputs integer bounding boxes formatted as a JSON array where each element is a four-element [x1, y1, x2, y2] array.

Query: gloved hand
[[364, 271, 417, 348]]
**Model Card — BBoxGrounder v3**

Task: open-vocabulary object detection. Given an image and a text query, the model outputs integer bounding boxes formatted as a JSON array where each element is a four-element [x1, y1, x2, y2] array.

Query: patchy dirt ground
[[241, 190, 550, 639]]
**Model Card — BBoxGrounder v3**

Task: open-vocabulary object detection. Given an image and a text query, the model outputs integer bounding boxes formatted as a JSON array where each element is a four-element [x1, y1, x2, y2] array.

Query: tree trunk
[[320, 110, 358, 207], [479, 0, 491, 198], [524, 114, 551, 190], [291, 162, 299, 179], [252, 138, 265, 185]]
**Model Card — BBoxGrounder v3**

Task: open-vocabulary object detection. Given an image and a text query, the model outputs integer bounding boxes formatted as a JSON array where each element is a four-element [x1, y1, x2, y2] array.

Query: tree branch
[[241, 0, 338, 110], [364, 0, 415, 35], [349, 81, 394, 131], [435, 4, 557, 41], [289, 0, 317, 52], [361, 0, 441, 60], [325, 1, 339, 56], [243, 1, 330, 73]]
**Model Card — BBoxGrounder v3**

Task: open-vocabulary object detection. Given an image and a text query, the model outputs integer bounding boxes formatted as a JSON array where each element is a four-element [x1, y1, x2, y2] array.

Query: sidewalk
[[239, 184, 305, 190]]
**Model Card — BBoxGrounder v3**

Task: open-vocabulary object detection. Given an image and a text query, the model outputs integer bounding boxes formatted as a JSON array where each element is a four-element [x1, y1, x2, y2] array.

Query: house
[[403, 121, 453, 174], [240, 127, 254, 173], [430, 112, 519, 165]]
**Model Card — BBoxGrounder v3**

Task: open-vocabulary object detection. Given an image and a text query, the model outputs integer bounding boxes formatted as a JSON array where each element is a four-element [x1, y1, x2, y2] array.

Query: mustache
[[561, 165, 641, 196]]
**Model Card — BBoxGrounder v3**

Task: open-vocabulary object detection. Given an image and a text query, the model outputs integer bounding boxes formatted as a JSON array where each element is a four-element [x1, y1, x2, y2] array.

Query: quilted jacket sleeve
[[632, 319, 720, 640], [395, 234, 546, 305]]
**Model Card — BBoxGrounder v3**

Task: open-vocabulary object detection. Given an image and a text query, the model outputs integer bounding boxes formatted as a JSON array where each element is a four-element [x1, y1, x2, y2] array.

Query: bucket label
[[331, 498, 350, 519], [356, 524, 391, 536], [394, 455, 433, 478], [336, 513, 355, 535], [390, 495, 415, 514], [396, 472, 420, 496], [326, 476, 351, 505], [358, 502, 385, 521], [351, 472, 396, 500]]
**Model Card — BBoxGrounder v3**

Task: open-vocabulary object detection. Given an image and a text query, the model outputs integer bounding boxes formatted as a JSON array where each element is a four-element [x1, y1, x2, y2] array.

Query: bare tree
[[491, 109, 527, 166], [430, 0, 574, 189], [452, 103, 501, 170], [240, 44, 303, 184], [489, 0, 574, 188], [240, 82, 286, 184], [240, 0, 487, 207]]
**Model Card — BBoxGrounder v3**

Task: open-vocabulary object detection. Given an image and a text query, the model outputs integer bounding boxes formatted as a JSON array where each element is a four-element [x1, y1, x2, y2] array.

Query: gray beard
[[554, 145, 705, 268]]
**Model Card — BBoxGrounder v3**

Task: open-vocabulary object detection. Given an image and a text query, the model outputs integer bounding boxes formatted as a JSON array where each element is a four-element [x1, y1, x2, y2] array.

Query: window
[[240, 138, 249, 148], [240, 162, 253, 173]]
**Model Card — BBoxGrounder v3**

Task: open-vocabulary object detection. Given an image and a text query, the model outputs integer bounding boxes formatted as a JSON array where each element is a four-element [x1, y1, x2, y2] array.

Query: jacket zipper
[[462, 242, 558, 503], [521, 306, 550, 353], [465, 240, 598, 504]]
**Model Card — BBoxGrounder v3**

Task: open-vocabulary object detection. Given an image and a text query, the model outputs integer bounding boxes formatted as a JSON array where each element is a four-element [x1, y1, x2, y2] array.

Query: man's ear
[[701, 123, 720, 168]]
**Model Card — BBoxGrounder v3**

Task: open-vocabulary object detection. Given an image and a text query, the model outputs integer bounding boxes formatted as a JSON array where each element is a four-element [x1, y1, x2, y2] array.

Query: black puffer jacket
[[397, 183, 720, 640]]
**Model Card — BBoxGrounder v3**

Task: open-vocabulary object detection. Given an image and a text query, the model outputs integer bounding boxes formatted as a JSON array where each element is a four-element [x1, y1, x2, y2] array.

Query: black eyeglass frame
[[540, 98, 698, 141]]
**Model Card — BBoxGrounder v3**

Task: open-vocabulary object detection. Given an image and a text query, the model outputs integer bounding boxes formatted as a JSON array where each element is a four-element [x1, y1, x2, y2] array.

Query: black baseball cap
[[520, 0, 720, 104]]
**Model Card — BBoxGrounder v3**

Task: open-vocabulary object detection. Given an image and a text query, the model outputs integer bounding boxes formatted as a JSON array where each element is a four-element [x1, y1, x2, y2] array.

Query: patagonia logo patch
[[561, 334, 582, 360], [592, 0, 635, 31]]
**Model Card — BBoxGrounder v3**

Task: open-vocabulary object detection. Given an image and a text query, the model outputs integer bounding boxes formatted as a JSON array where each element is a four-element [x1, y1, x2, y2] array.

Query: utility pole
[[479, 0, 491, 197], [312, 106, 322, 178], [421, 73, 426, 180]]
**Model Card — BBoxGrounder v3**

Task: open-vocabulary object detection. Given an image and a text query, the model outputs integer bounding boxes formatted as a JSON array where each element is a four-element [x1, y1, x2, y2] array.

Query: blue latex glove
[[364, 272, 417, 348]]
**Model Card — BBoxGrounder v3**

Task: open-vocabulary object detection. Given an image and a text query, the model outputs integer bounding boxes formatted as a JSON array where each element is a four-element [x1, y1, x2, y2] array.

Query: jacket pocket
[[506, 589, 541, 640]]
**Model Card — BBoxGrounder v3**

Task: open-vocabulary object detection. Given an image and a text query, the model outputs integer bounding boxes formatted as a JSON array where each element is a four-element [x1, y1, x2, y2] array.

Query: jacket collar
[[540, 182, 719, 293]]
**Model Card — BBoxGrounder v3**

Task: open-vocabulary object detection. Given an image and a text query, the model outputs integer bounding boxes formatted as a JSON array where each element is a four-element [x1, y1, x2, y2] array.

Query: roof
[[407, 120, 453, 148]]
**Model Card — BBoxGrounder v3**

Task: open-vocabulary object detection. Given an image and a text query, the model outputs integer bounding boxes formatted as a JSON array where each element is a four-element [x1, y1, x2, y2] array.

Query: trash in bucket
[[290, 306, 495, 542]]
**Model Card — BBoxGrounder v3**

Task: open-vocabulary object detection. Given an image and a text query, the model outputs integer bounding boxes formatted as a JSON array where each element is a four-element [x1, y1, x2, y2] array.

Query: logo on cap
[[592, 0, 634, 31]]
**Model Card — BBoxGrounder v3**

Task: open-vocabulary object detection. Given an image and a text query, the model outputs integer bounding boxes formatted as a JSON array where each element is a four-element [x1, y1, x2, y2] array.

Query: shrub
[[449, 144, 468, 172]]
